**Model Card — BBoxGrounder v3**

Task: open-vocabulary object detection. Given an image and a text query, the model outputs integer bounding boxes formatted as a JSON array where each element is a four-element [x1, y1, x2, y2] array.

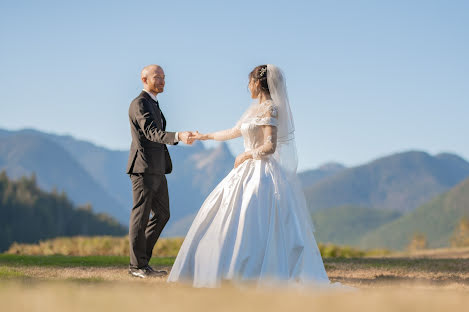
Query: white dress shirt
[[142, 89, 179, 142]]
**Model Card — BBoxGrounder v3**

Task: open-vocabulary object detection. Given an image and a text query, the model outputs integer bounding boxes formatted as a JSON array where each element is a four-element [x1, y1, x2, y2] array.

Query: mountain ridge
[[304, 150, 469, 213], [359, 176, 469, 250], [3, 127, 469, 242]]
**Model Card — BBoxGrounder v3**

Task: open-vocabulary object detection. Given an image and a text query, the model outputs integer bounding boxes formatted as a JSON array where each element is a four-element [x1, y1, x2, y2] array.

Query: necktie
[[155, 101, 164, 127]]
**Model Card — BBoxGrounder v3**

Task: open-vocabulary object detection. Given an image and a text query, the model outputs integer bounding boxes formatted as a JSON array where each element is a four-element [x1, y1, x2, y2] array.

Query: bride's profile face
[[249, 78, 260, 99]]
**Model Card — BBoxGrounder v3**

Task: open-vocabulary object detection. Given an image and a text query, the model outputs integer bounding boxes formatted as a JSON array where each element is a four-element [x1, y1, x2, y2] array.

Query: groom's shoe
[[145, 265, 168, 276], [128, 266, 152, 278]]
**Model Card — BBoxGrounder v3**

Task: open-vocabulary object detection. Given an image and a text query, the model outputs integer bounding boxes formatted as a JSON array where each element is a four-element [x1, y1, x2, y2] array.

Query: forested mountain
[[359, 176, 469, 250], [311, 206, 402, 246], [0, 171, 126, 252]]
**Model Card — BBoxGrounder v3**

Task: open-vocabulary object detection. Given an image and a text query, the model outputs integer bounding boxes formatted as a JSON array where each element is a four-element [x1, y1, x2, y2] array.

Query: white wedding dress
[[167, 83, 331, 287]]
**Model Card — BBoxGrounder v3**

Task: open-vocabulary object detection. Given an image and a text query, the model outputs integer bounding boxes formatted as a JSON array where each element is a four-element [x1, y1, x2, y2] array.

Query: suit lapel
[[141, 91, 163, 129]]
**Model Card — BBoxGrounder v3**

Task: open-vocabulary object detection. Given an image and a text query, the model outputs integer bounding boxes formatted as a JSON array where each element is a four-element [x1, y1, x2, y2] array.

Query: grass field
[[1, 254, 469, 287], [1, 253, 469, 311]]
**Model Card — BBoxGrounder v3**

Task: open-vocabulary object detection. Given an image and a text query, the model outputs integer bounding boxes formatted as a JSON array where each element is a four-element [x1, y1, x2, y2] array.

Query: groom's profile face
[[142, 65, 165, 95]]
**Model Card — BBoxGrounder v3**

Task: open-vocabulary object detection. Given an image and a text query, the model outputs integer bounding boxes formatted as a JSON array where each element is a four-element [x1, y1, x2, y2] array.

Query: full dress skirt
[[167, 157, 330, 288]]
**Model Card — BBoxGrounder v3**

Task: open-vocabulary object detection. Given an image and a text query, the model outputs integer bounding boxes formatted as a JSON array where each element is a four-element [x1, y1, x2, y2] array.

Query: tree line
[[0, 171, 127, 252]]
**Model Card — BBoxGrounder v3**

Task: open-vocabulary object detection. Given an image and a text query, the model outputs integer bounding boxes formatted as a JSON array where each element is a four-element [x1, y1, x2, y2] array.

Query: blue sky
[[1, 0, 468, 170]]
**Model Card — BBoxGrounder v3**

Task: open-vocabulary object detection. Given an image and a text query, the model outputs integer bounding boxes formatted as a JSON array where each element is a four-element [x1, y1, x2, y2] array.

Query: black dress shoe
[[145, 265, 168, 276], [128, 267, 151, 278]]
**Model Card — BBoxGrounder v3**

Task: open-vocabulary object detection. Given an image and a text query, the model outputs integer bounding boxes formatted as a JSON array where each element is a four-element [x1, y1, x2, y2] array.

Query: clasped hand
[[180, 131, 250, 168], [178, 131, 206, 145]]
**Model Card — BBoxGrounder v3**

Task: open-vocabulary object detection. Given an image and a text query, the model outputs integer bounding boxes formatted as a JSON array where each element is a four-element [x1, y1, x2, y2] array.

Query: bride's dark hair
[[249, 65, 270, 95]]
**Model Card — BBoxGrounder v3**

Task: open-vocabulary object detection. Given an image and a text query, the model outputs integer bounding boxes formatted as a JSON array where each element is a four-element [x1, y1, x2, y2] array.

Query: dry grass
[[388, 246, 469, 259], [327, 258, 469, 290], [6, 236, 390, 258], [6, 236, 185, 257], [0, 280, 468, 312], [2, 253, 469, 311], [2, 257, 469, 290], [4, 239, 469, 312]]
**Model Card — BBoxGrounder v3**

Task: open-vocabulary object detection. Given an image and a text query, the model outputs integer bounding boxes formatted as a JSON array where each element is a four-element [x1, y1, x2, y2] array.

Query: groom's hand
[[179, 131, 194, 145]]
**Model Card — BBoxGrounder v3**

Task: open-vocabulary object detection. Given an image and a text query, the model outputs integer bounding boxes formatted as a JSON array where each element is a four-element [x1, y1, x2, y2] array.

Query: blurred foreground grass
[[5, 236, 391, 258], [0, 280, 468, 312]]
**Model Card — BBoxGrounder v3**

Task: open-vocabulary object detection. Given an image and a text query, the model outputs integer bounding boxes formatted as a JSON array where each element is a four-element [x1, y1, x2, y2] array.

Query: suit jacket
[[126, 91, 178, 175]]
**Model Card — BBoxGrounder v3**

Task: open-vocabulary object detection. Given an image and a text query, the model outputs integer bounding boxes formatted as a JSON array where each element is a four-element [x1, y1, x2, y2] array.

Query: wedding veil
[[267, 64, 298, 176], [267, 65, 316, 233]]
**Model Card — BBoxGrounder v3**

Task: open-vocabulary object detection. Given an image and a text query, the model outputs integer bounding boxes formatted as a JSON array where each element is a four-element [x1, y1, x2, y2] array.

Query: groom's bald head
[[141, 65, 163, 79], [141, 64, 165, 95]]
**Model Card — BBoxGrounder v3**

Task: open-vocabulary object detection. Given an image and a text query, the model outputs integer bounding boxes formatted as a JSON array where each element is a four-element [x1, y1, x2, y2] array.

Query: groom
[[126, 64, 193, 278]]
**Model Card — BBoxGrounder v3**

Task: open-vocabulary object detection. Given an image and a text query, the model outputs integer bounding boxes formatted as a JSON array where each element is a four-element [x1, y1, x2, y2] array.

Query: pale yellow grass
[[1, 281, 468, 312], [6, 236, 185, 257]]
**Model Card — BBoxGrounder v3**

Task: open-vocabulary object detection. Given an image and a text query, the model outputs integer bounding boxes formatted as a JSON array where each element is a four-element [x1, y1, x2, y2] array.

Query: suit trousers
[[129, 173, 170, 269]]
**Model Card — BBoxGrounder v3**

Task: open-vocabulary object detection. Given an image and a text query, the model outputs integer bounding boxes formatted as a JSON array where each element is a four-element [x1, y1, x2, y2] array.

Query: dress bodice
[[239, 100, 278, 154]]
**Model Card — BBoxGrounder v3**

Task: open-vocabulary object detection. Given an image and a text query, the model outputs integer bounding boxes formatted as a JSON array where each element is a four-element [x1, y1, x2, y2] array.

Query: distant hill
[[0, 132, 129, 222], [29, 129, 132, 211], [298, 162, 346, 188], [359, 177, 469, 250], [0, 171, 126, 252], [311, 205, 402, 246], [304, 151, 469, 213]]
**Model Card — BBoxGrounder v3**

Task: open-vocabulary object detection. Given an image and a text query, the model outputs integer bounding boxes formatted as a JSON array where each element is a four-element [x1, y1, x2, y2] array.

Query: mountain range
[[358, 176, 469, 250], [1, 128, 469, 249], [304, 151, 469, 213], [298, 162, 346, 189], [303, 151, 469, 249]]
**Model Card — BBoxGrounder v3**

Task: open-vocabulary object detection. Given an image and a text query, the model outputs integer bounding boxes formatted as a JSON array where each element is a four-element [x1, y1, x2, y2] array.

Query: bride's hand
[[190, 131, 209, 141], [234, 152, 250, 168]]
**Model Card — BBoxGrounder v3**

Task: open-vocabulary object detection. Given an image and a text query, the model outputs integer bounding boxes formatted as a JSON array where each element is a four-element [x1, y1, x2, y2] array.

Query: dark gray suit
[[126, 91, 178, 269]]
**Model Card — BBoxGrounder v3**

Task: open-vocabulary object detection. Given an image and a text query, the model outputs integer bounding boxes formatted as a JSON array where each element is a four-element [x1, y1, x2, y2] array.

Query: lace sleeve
[[250, 102, 278, 159], [211, 126, 241, 141]]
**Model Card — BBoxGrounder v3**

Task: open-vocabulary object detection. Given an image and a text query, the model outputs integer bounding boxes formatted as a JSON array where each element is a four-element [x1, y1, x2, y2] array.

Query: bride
[[167, 64, 331, 288]]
